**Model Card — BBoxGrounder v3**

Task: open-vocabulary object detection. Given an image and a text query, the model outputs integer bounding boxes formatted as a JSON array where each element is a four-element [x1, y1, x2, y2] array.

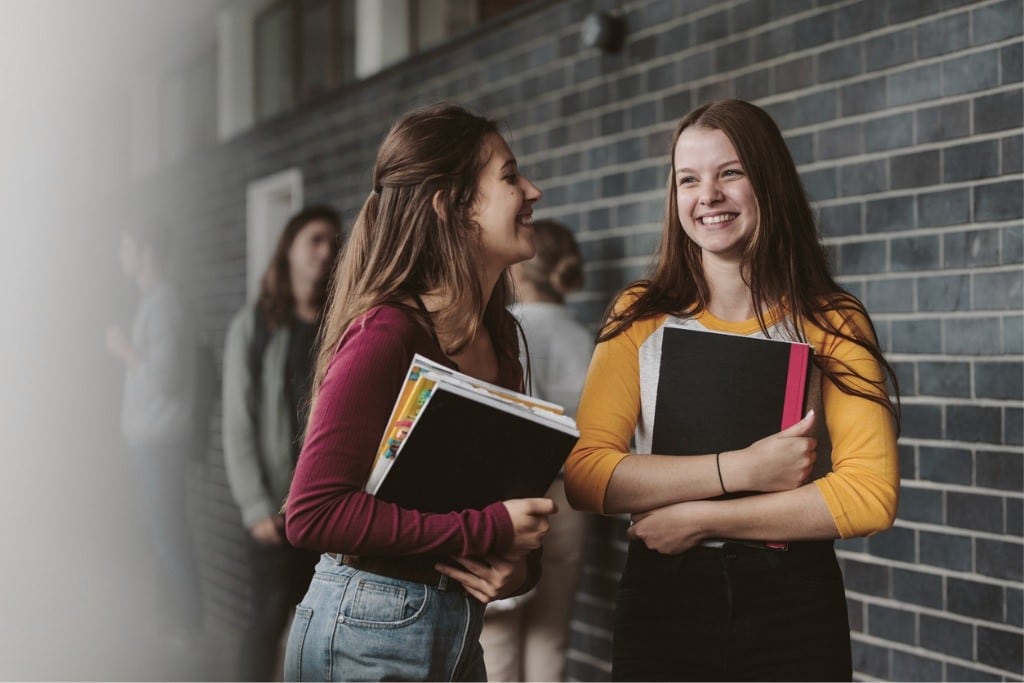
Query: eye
[[723, 168, 744, 178], [677, 175, 697, 187], [503, 171, 519, 183]]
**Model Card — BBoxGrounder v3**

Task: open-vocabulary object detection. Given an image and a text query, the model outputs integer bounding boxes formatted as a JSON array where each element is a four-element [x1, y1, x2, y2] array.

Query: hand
[[434, 554, 527, 603], [249, 515, 285, 546], [502, 498, 556, 556], [724, 410, 817, 492], [628, 501, 710, 555]]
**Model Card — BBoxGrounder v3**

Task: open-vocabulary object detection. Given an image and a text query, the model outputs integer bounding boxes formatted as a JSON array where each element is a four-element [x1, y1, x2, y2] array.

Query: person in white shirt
[[480, 219, 593, 682]]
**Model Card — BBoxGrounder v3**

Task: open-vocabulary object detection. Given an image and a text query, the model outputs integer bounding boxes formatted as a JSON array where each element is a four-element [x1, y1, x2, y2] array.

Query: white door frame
[[246, 168, 303, 301]]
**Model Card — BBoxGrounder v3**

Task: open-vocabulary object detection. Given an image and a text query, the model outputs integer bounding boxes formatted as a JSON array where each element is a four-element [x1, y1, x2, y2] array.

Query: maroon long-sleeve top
[[285, 304, 516, 558]]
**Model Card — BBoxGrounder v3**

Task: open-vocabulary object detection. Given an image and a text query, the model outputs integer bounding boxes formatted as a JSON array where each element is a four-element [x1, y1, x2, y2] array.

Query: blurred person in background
[[479, 219, 593, 682], [105, 219, 203, 646], [221, 205, 341, 681]]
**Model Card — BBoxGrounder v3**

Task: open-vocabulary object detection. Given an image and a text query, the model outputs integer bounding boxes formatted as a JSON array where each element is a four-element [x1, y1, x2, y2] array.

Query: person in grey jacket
[[222, 205, 341, 681]]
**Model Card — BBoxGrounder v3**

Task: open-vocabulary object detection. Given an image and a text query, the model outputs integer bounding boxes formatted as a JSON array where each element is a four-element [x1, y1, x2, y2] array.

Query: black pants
[[613, 540, 852, 682], [238, 538, 320, 681]]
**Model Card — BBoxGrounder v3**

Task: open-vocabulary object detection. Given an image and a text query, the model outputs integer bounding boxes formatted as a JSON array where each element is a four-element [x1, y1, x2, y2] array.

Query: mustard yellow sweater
[[564, 297, 899, 539]]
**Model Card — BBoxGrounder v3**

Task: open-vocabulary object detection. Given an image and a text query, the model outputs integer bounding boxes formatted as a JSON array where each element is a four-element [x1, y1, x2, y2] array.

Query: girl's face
[[470, 133, 542, 275], [288, 219, 337, 284], [673, 126, 759, 264]]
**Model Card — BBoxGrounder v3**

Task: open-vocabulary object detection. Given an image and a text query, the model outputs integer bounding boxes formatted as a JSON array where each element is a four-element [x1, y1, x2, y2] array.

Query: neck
[[702, 254, 757, 322], [291, 276, 319, 322]]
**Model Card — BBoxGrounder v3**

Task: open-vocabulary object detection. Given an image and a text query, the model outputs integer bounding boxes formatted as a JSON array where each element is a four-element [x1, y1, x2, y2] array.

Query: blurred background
[[0, 0, 1020, 680]]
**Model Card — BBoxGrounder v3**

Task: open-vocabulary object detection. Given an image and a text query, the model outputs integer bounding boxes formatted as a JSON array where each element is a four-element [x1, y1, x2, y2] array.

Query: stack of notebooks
[[365, 355, 579, 513]]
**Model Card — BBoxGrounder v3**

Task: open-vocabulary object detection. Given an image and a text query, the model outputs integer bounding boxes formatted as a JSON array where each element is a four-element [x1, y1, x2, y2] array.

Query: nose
[[522, 176, 542, 202], [699, 180, 723, 206]]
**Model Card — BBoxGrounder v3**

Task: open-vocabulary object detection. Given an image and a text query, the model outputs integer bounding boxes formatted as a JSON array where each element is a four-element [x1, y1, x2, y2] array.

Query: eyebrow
[[674, 159, 742, 175], [500, 158, 518, 171]]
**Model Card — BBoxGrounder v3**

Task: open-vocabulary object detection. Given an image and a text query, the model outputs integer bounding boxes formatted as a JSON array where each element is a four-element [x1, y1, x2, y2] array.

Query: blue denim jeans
[[284, 554, 487, 682]]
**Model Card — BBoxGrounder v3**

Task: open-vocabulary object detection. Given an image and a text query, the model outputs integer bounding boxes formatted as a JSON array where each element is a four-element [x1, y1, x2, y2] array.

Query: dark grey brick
[[1009, 586, 1024, 626], [803, 167, 838, 201], [946, 663, 1002, 682], [977, 449, 1024, 492], [843, 559, 890, 598], [951, 488, 1006, 534], [1003, 41, 1023, 83], [847, 596, 864, 633], [601, 171, 627, 198], [974, 181, 1024, 222], [973, 0, 1024, 45], [891, 149, 940, 189], [893, 318, 942, 353], [774, 56, 816, 93], [852, 640, 890, 680], [921, 614, 974, 660], [792, 89, 839, 127], [841, 240, 888, 275], [614, 72, 645, 101], [753, 23, 795, 61], [818, 43, 863, 82], [868, 523, 915, 560], [944, 229, 1001, 268], [899, 486, 944, 525], [1004, 135, 1024, 174], [714, 39, 751, 72], [787, 132, 814, 165], [585, 206, 611, 232], [680, 50, 714, 81], [974, 269, 1024, 311], [646, 62, 676, 92], [890, 0, 941, 22], [663, 89, 692, 121], [628, 34, 657, 61], [735, 67, 773, 102], [893, 567, 943, 608], [1005, 406, 1023, 446], [899, 443, 916, 479], [697, 81, 732, 107], [1004, 314, 1023, 353], [836, 1, 888, 38], [977, 538, 1024, 582], [890, 64, 942, 105], [920, 528, 973, 571], [841, 160, 887, 196], [600, 110, 625, 136], [893, 651, 942, 682], [732, 0, 772, 33], [917, 444, 970, 485], [794, 11, 835, 48], [918, 187, 970, 227], [612, 136, 648, 165], [819, 122, 863, 160], [865, 112, 914, 152], [841, 76, 888, 116], [629, 100, 657, 130], [819, 203, 862, 237], [943, 49, 1001, 96], [694, 8, 730, 45], [977, 625, 1023, 673], [944, 139, 1001, 183], [892, 235, 940, 271], [654, 21, 691, 57], [976, 361, 1024, 400], [975, 90, 1024, 134], [1004, 225, 1024, 266], [948, 576, 1004, 619], [917, 11, 971, 58], [918, 274, 969, 312], [628, 165, 663, 194], [893, 359, 915, 392], [901, 403, 943, 440], [866, 28, 915, 70], [916, 100, 971, 144], [919, 363, 971, 399], [867, 603, 916, 645], [948, 404, 1004, 445], [944, 317, 1002, 354]]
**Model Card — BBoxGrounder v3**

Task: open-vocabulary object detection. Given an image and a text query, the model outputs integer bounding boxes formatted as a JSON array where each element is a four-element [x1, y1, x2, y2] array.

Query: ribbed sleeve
[[285, 305, 514, 557]]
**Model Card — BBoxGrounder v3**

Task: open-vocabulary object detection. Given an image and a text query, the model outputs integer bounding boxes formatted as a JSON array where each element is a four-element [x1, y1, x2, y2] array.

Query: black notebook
[[366, 355, 579, 513], [652, 325, 813, 461]]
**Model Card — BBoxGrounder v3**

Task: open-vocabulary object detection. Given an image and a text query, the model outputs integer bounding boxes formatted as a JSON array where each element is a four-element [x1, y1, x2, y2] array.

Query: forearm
[[698, 484, 838, 542], [603, 453, 726, 513]]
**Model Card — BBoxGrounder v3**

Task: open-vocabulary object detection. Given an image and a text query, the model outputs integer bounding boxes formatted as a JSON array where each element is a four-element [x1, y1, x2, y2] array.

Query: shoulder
[[335, 304, 430, 361], [227, 302, 258, 338]]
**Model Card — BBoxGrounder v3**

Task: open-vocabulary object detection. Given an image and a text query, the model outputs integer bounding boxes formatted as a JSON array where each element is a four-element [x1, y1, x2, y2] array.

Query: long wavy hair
[[601, 99, 900, 427], [310, 103, 522, 396], [258, 205, 342, 329]]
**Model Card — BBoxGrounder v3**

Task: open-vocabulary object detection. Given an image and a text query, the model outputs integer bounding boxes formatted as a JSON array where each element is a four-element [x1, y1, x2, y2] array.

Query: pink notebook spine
[[781, 344, 811, 429]]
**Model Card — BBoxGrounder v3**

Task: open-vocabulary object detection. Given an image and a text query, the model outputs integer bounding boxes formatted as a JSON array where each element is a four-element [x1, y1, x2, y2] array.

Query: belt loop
[[438, 574, 450, 591]]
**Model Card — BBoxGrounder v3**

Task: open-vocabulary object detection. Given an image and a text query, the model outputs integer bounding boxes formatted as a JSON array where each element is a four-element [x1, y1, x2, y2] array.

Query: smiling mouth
[[700, 213, 737, 225], [517, 213, 534, 226]]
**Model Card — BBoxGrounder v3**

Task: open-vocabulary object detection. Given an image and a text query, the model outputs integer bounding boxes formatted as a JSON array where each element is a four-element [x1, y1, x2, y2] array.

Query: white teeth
[[702, 213, 736, 225], [518, 215, 533, 224]]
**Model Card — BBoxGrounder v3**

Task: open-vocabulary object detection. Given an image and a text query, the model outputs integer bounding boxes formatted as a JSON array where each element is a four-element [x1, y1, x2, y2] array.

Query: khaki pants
[[479, 479, 587, 682]]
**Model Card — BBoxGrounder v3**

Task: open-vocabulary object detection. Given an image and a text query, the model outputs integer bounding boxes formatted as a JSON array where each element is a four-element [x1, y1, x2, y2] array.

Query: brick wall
[[160, 0, 1022, 679]]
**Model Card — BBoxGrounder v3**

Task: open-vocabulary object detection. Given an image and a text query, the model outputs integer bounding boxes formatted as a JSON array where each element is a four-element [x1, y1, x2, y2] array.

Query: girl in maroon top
[[283, 103, 556, 682]]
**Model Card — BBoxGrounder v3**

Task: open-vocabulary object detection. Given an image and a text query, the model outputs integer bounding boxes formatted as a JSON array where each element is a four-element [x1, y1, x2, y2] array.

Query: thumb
[[522, 497, 558, 515], [779, 409, 815, 436]]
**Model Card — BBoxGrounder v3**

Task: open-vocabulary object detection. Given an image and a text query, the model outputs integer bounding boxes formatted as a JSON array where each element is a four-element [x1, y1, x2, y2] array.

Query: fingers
[[779, 409, 815, 436], [513, 497, 558, 515]]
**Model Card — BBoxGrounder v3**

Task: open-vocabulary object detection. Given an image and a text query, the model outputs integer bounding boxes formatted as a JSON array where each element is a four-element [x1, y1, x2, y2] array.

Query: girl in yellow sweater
[[565, 99, 900, 681]]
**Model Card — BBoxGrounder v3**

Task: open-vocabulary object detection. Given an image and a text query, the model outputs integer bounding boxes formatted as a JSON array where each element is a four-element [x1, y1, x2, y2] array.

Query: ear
[[431, 189, 447, 222]]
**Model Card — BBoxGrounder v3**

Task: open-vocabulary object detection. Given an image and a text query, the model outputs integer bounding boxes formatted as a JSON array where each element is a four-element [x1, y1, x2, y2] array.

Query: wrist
[[718, 449, 746, 492]]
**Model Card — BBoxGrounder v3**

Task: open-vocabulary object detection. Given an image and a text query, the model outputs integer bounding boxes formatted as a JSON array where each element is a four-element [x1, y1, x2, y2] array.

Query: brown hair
[[311, 103, 522, 395], [601, 99, 900, 427], [515, 219, 584, 304], [258, 205, 342, 329]]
